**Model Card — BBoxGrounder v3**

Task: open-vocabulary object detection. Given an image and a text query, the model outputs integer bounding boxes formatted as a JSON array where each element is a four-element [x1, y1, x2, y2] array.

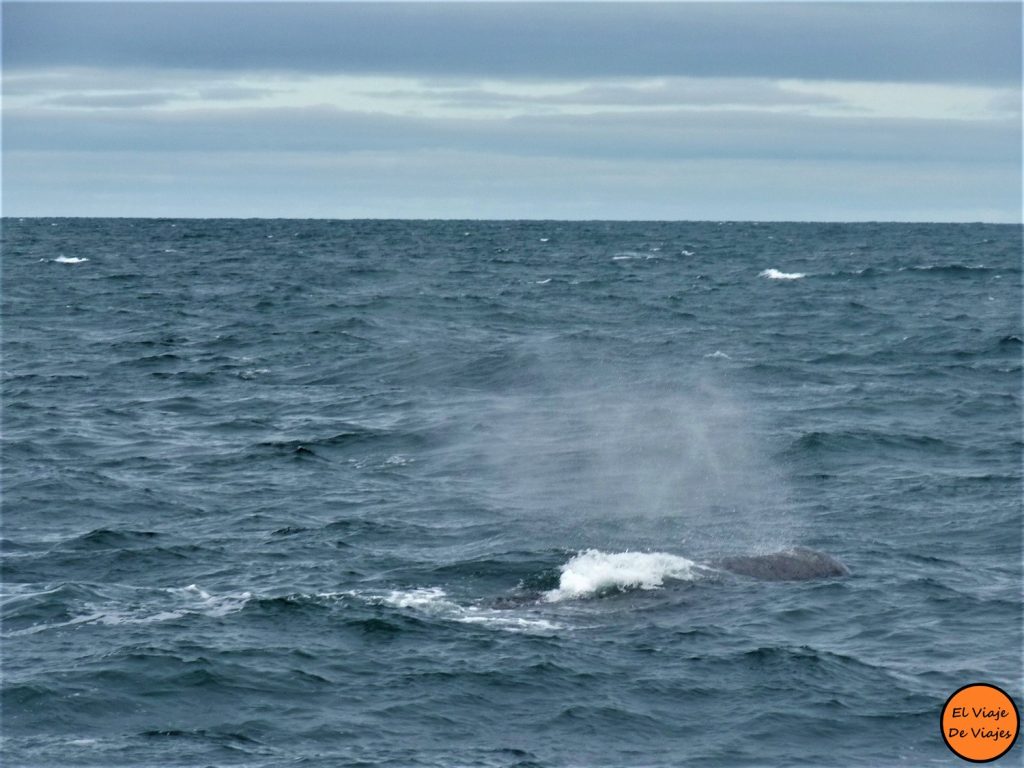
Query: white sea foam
[[366, 587, 562, 633], [53, 256, 89, 264], [760, 268, 805, 280], [543, 550, 702, 602], [705, 350, 731, 360], [535, 278, 552, 285], [4, 611, 107, 636], [457, 612, 563, 632], [93, 586, 252, 626], [3, 584, 253, 637], [91, 585, 252, 625], [613, 252, 658, 261], [172, 584, 253, 617], [380, 587, 453, 611]]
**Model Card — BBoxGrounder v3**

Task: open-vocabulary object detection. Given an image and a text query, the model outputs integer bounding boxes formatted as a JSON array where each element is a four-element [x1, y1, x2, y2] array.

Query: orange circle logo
[[941, 683, 1019, 762]]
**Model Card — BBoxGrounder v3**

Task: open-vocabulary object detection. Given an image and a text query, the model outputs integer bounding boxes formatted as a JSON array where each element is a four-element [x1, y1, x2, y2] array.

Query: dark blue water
[[3, 219, 1021, 767]]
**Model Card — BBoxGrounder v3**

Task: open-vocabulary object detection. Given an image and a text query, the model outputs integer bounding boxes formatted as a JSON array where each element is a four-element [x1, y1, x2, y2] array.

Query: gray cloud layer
[[6, 104, 1020, 166], [7, 147, 1016, 221], [376, 79, 849, 110], [4, 2, 1021, 84], [3, 3, 1020, 220]]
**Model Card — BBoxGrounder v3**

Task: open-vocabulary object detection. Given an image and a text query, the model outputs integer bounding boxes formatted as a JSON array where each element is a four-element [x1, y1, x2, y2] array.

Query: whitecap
[[4, 611, 107, 636], [380, 586, 453, 611], [356, 587, 562, 634], [704, 350, 731, 359], [535, 278, 552, 285], [760, 268, 805, 280], [614, 251, 661, 261], [95, 609, 189, 626], [456, 612, 563, 632], [2, 585, 253, 637], [53, 256, 89, 264], [543, 549, 702, 602], [163, 584, 252, 618], [904, 263, 986, 272]]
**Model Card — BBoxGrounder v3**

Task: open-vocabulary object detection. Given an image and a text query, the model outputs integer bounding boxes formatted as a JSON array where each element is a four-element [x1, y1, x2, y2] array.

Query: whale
[[712, 546, 848, 581], [484, 546, 849, 608]]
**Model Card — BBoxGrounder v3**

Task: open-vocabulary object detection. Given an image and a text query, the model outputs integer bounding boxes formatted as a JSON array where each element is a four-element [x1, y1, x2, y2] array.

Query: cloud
[[3, 3, 1020, 84], [2, 3, 1018, 221], [195, 85, 280, 102], [5, 148, 1019, 222], [5, 103, 1018, 166], [41, 91, 182, 109], [372, 77, 849, 112], [987, 88, 1024, 116]]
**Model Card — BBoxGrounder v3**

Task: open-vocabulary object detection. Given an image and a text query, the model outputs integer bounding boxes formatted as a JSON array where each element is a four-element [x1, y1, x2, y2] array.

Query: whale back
[[713, 547, 848, 581]]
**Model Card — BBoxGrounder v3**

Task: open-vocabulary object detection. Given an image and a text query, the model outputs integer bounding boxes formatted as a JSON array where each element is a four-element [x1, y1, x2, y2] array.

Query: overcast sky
[[3, 2, 1021, 221]]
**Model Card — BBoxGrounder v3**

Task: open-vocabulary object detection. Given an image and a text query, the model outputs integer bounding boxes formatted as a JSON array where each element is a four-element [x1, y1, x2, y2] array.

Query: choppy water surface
[[3, 219, 1021, 766]]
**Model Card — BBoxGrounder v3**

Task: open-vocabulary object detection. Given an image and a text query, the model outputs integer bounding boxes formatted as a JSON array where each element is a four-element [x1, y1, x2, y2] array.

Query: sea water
[[2, 219, 1021, 766]]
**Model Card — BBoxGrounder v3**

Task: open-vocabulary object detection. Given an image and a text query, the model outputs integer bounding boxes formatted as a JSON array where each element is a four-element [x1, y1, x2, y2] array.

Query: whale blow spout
[[713, 547, 849, 581]]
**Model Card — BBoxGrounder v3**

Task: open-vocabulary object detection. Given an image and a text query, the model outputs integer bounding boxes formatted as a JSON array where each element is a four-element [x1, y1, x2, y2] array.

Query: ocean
[[2, 218, 1021, 766]]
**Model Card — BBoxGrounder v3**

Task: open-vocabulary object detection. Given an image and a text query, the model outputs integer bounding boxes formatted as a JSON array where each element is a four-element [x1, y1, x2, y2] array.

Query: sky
[[2, 2, 1021, 221]]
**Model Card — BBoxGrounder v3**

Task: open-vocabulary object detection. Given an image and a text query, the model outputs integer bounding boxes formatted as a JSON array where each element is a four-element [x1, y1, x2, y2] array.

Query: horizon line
[[3, 215, 1021, 226]]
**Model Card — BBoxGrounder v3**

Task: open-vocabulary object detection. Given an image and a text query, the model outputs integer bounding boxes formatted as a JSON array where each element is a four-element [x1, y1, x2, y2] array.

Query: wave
[[354, 586, 564, 633], [52, 256, 89, 264], [817, 266, 885, 279], [613, 252, 659, 261], [256, 431, 369, 449], [2, 584, 253, 637], [817, 263, 1017, 281], [63, 528, 161, 549], [250, 427, 396, 460], [169, 584, 253, 617], [901, 263, 1003, 275], [543, 550, 702, 602], [786, 428, 956, 459], [759, 268, 806, 280], [380, 586, 452, 611]]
